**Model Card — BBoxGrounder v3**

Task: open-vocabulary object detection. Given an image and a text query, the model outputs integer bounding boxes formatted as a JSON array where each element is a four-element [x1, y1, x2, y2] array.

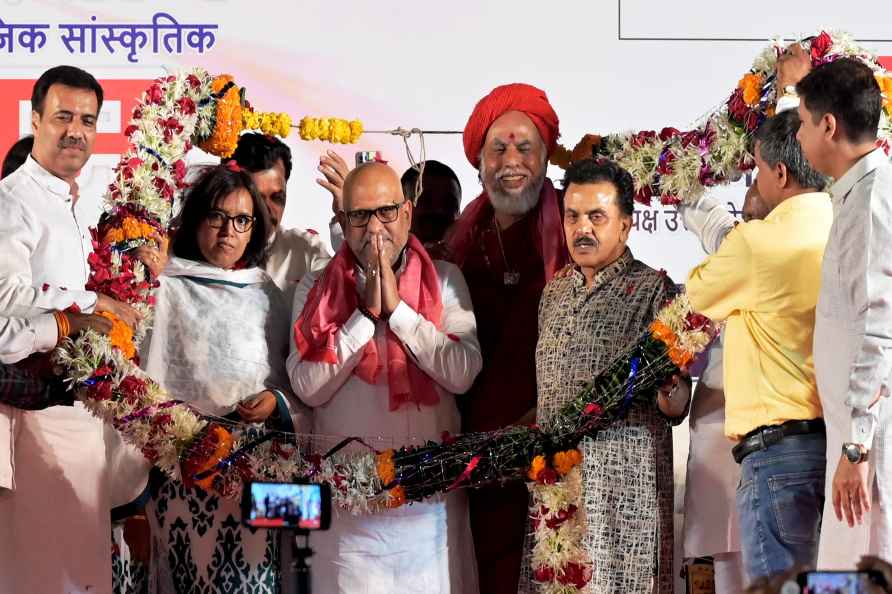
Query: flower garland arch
[[550, 31, 892, 207]]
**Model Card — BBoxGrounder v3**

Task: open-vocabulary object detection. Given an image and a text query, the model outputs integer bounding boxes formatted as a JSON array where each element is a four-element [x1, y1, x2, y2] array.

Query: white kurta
[[0, 156, 111, 594], [678, 194, 742, 559], [0, 313, 59, 364], [287, 258, 483, 594], [682, 340, 741, 558], [814, 149, 892, 567], [263, 227, 331, 307]]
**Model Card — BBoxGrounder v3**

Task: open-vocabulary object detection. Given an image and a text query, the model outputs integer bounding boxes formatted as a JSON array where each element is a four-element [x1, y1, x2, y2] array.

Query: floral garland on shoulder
[[550, 30, 892, 207]]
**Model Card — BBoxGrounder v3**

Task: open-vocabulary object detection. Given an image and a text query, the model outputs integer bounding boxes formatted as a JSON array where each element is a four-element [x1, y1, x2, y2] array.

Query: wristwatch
[[842, 442, 869, 464]]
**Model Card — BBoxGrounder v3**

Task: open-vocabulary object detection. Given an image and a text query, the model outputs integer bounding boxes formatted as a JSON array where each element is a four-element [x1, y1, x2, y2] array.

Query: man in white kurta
[[288, 163, 482, 594], [0, 67, 137, 594], [227, 132, 331, 305], [794, 58, 892, 566]]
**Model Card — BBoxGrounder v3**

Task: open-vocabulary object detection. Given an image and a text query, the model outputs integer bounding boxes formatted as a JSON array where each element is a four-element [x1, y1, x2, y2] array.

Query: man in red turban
[[447, 83, 569, 594]]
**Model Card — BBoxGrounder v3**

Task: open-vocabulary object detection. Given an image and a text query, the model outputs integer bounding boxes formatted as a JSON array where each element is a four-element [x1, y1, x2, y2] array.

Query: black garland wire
[[389, 332, 681, 501], [172, 331, 689, 502]]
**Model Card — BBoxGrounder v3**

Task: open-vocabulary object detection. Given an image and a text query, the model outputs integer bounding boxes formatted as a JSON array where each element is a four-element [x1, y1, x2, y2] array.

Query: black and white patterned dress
[[520, 249, 680, 594], [133, 257, 311, 594]]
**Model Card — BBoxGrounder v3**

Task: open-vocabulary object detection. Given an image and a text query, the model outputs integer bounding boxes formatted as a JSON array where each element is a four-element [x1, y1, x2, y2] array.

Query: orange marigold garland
[[552, 449, 582, 476], [198, 75, 243, 158], [549, 134, 602, 169], [97, 312, 136, 360], [181, 424, 235, 491], [375, 449, 397, 486], [878, 74, 892, 118]]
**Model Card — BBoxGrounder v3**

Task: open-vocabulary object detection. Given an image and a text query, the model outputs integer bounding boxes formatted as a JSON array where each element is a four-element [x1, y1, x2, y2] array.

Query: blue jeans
[[736, 431, 826, 583]]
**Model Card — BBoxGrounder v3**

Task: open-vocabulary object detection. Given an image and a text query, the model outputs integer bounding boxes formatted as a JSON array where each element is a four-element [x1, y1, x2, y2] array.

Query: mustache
[[573, 235, 599, 248], [495, 167, 529, 179], [58, 136, 87, 150]]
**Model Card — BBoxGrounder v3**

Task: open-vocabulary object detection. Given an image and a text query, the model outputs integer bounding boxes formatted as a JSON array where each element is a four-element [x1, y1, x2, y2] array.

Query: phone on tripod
[[241, 481, 331, 531]]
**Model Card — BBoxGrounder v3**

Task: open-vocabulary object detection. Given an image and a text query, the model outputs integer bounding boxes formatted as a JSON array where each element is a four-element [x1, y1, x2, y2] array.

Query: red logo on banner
[[0, 78, 154, 158]]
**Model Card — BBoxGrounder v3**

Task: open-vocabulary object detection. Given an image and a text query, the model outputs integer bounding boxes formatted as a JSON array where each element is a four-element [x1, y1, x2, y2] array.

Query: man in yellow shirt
[[686, 109, 832, 583]]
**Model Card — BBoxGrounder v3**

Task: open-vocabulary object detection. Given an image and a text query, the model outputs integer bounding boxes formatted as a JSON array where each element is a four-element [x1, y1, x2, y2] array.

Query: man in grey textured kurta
[[520, 159, 690, 594]]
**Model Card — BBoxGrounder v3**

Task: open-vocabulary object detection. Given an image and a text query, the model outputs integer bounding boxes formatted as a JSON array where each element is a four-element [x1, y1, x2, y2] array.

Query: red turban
[[463, 83, 560, 168]]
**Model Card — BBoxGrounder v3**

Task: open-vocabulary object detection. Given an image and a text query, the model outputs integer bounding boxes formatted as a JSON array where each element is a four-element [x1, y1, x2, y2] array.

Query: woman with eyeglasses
[[119, 163, 310, 594]]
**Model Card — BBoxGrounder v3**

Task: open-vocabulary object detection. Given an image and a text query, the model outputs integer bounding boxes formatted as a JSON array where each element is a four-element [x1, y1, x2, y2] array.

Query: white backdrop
[[2, 0, 891, 281]]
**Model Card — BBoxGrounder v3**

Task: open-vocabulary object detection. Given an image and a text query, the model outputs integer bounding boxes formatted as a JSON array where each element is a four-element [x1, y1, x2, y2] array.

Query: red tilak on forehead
[[508, 133, 516, 141]]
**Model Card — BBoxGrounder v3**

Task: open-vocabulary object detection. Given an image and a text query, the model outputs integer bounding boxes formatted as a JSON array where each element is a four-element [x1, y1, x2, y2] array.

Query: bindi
[[508, 133, 516, 142]]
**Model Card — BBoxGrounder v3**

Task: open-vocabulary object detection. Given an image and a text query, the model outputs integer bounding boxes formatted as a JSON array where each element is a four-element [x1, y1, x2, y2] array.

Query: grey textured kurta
[[520, 249, 678, 594]]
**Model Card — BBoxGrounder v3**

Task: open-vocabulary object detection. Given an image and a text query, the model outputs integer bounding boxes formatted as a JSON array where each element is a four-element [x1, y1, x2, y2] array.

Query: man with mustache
[[522, 158, 689, 594], [288, 162, 482, 593], [446, 83, 569, 594], [227, 132, 332, 305], [0, 65, 142, 594]]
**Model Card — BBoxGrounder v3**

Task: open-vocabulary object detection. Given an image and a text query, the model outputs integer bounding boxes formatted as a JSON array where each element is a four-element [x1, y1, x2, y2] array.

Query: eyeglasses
[[344, 200, 406, 228], [205, 210, 255, 233]]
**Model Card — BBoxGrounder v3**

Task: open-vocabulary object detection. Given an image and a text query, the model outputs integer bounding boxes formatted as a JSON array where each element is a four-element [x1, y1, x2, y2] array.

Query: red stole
[[294, 235, 443, 411]]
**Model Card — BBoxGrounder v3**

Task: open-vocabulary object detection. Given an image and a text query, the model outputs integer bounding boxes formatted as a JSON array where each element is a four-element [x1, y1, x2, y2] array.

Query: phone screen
[[242, 482, 331, 530], [803, 571, 873, 594]]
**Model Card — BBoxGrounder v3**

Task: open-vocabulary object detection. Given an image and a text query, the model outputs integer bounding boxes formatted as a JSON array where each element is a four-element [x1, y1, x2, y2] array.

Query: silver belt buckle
[[761, 425, 785, 448]]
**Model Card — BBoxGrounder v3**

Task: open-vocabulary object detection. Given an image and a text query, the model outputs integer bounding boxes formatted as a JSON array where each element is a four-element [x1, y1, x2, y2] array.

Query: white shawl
[[142, 257, 308, 430]]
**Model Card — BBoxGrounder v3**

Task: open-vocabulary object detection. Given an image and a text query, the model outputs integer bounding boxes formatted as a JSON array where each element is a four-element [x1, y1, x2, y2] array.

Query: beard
[[482, 164, 546, 217]]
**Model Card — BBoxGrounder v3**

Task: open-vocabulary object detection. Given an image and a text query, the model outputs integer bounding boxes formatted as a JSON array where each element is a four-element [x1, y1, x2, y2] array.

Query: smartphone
[[797, 570, 886, 594], [355, 150, 385, 166], [241, 481, 331, 530]]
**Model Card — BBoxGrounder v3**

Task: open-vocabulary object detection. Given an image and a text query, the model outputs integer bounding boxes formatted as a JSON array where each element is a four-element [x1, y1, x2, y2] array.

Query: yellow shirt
[[686, 192, 833, 440]]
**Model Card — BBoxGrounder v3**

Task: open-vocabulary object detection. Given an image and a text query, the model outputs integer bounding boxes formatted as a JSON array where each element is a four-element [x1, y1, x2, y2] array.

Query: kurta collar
[[830, 148, 889, 203], [22, 155, 73, 200], [571, 247, 634, 291]]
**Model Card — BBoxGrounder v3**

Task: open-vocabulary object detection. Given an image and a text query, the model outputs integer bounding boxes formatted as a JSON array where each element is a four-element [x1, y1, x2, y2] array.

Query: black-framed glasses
[[205, 210, 255, 233], [344, 200, 406, 228]]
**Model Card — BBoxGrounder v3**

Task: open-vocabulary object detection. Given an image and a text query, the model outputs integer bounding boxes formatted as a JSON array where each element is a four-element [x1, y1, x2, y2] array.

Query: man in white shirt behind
[[0, 65, 141, 594], [287, 162, 482, 594], [793, 56, 892, 564], [225, 132, 331, 304]]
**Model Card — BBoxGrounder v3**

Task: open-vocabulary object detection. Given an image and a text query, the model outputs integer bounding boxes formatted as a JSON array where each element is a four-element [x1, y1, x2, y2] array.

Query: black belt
[[732, 419, 825, 464]]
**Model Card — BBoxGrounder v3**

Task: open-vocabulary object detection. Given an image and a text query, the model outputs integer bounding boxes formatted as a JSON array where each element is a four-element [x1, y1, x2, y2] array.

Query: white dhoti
[[312, 497, 471, 594], [0, 403, 112, 594], [683, 384, 741, 560]]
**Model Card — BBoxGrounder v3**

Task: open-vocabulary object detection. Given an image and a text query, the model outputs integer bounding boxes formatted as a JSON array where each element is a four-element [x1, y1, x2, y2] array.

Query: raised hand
[[316, 150, 350, 215]]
